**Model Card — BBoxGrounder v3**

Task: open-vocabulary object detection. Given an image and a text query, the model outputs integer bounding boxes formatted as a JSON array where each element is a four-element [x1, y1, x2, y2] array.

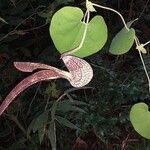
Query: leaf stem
[[61, 11, 90, 57], [92, 3, 129, 31], [138, 50, 150, 92], [83, 11, 88, 23], [135, 37, 150, 92], [143, 41, 150, 47]]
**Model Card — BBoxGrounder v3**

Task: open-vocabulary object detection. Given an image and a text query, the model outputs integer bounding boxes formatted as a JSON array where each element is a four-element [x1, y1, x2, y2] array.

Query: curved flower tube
[[0, 55, 93, 116]]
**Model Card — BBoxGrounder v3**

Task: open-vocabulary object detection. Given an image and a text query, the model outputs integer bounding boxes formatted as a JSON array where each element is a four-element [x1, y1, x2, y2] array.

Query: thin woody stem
[[92, 3, 129, 31], [91, 1, 150, 93], [83, 10, 88, 23], [135, 37, 150, 92], [143, 41, 150, 47], [61, 11, 90, 57], [138, 50, 150, 92]]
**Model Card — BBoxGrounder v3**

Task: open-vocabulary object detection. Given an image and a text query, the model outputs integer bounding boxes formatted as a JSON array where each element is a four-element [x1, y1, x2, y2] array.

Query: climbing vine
[[0, 0, 150, 149]]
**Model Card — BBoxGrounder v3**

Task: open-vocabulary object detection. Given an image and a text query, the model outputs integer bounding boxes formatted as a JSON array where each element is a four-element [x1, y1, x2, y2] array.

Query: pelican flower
[[0, 55, 93, 116]]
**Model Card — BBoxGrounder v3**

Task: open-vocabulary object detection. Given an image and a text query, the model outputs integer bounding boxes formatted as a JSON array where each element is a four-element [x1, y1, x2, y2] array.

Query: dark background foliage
[[0, 0, 150, 149]]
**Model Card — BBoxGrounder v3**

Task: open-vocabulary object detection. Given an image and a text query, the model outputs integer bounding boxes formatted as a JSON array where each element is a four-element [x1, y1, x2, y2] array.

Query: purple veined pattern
[[0, 55, 93, 116], [0, 70, 61, 116], [62, 55, 93, 87]]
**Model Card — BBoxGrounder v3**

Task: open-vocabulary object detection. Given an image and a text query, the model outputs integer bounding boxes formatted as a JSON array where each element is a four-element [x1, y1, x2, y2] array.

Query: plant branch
[[135, 37, 150, 92], [56, 86, 94, 102], [143, 41, 150, 47], [138, 0, 149, 20], [0, 6, 46, 42], [92, 3, 129, 31], [138, 50, 150, 92]]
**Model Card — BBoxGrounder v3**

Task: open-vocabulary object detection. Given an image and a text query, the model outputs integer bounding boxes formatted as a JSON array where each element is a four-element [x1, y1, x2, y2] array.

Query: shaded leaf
[[109, 25, 135, 55], [27, 117, 36, 137], [33, 111, 48, 133], [56, 115, 79, 130], [51, 101, 58, 121], [130, 103, 150, 139], [28, 111, 48, 133], [60, 99, 89, 106], [56, 0, 74, 5], [50, 6, 107, 58], [57, 103, 86, 113], [48, 121, 56, 150], [38, 128, 45, 144]]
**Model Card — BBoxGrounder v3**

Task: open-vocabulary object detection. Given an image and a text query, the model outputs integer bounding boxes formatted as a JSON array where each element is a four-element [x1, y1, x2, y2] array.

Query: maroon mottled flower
[[0, 55, 93, 116]]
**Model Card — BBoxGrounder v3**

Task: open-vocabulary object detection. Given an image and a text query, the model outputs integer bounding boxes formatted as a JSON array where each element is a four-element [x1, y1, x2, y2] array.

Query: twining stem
[[92, 0, 150, 92], [138, 50, 150, 92], [61, 11, 90, 57], [135, 37, 150, 92], [92, 3, 129, 31], [143, 41, 150, 47], [6, 114, 30, 139], [83, 10, 88, 23]]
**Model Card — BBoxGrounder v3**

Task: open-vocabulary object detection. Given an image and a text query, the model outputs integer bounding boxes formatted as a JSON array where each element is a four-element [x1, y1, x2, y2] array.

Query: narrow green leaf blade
[[130, 103, 150, 139], [51, 101, 58, 121], [109, 27, 135, 55], [38, 128, 45, 144], [56, 115, 79, 130], [60, 100, 89, 106], [27, 118, 36, 137], [32, 111, 48, 133], [57, 103, 86, 113], [48, 121, 57, 150]]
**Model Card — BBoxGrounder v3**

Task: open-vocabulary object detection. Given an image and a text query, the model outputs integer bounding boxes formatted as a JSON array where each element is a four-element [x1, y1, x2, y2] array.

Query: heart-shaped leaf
[[109, 25, 135, 55], [130, 103, 150, 139], [50, 6, 107, 58]]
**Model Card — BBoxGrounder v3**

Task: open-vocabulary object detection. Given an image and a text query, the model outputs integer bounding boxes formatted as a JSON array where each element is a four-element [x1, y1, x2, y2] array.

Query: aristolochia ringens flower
[[0, 55, 93, 116]]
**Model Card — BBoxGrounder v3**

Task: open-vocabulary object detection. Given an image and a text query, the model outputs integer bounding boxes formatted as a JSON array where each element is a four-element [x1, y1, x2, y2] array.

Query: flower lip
[[0, 55, 93, 116]]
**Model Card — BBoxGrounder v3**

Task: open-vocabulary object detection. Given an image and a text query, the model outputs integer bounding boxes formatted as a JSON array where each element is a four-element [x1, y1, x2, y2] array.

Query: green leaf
[[48, 121, 56, 150], [28, 111, 48, 133], [130, 103, 150, 139], [33, 111, 48, 133], [56, 0, 74, 5], [38, 128, 45, 144], [109, 26, 135, 55], [27, 118, 36, 137], [57, 103, 86, 113], [51, 101, 58, 121], [60, 99, 89, 106], [50, 6, 107, 58], [56, 115, 79, 130]]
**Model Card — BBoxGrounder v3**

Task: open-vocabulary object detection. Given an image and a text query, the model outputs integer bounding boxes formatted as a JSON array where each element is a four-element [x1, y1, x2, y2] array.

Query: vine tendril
[[92, 2, 129, 31]]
